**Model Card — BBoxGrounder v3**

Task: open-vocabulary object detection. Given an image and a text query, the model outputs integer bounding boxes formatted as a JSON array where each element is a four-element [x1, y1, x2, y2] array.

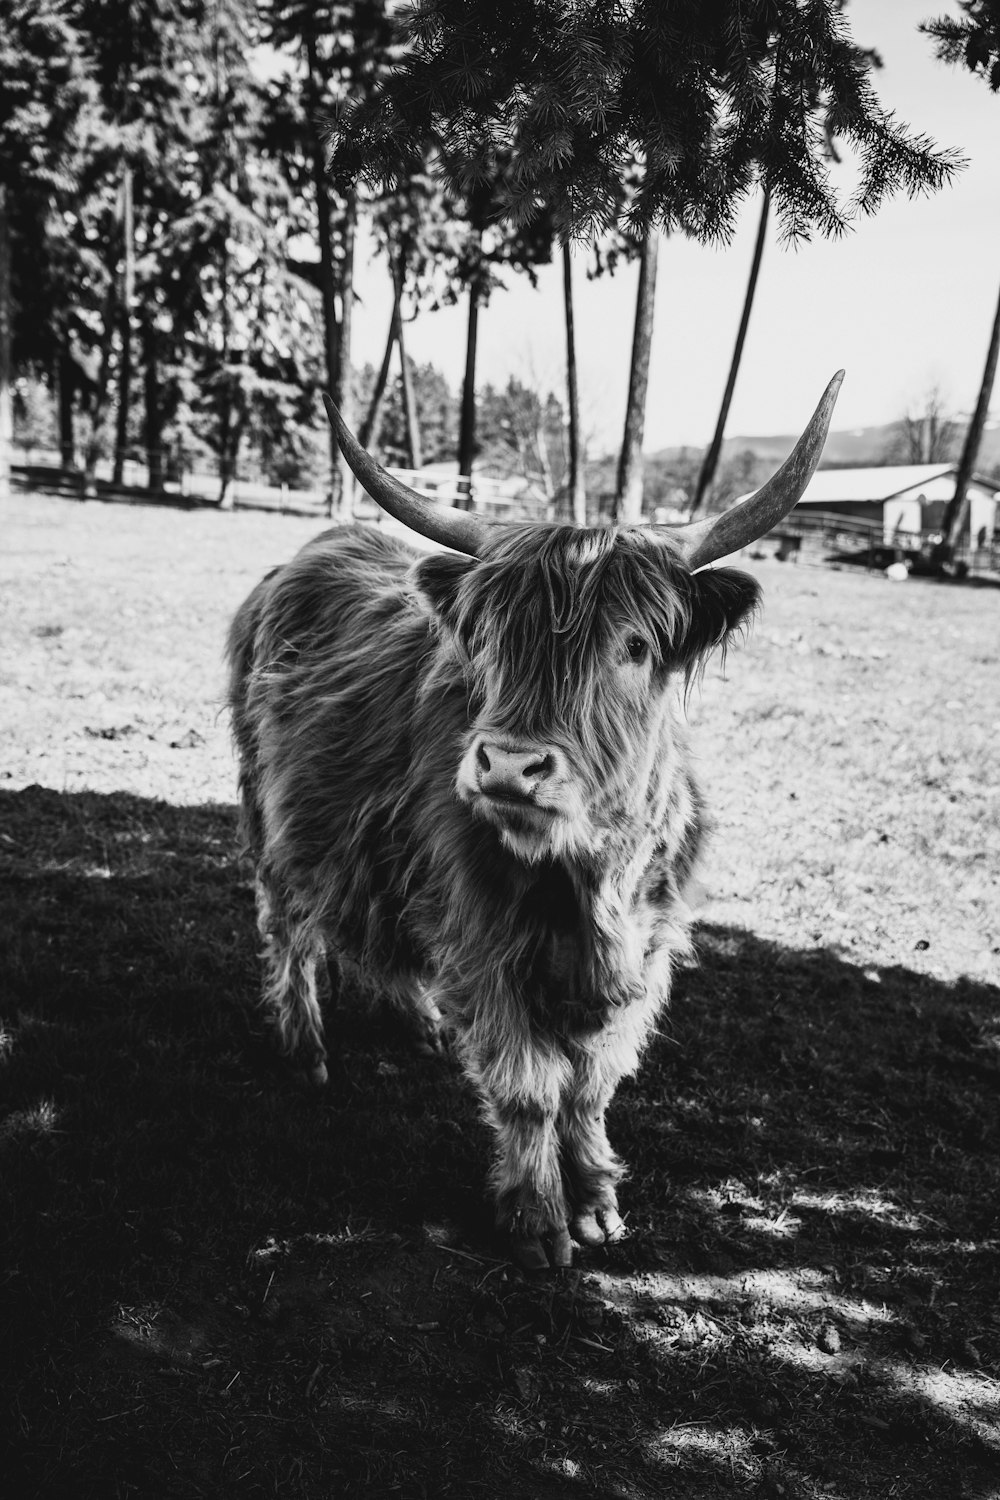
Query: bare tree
[[478, 375, 567, 509], [885, 383, 959, 464]]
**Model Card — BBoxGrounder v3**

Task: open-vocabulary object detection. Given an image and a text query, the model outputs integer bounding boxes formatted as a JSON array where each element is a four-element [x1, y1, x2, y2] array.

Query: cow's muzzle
[[459, 735, 570, 824], [473, 738, 560, 804], [458, 736, 588, 860]]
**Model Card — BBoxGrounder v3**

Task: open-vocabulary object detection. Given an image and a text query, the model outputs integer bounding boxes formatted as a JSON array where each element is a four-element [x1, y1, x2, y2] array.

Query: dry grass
[[2, 490, 999, 1499]]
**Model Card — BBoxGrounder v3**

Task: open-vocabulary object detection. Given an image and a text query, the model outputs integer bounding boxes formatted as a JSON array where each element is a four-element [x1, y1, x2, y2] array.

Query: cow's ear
[[679, 566, 761, 668], [413, 552, 475, 623]]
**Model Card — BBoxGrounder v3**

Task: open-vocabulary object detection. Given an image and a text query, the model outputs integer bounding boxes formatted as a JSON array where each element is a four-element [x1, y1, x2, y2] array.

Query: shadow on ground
[[2, 785, 999, 1499]]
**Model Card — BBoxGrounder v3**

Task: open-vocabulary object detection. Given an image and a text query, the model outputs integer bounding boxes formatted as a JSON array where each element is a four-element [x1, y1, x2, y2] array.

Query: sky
[[344, 0, 1000, 457]]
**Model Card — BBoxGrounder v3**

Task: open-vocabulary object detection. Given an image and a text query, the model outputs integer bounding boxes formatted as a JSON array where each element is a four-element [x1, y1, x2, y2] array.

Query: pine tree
[[262, 0, 407, 512], [0, 0, 97, 495], [169, 0, 322, 503], [74, 1, 217, 490], [394, 150, 555, 496], [366, 159, 471, 465], [689, 4, 885, 517], [478, 376, 567, 506], [360, 356, 457, 469]]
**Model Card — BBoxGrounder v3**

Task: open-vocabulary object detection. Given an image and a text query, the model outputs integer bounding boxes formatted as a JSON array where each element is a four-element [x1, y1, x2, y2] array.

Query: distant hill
[[649, 418, 1000, 475], [584, 416, 1000, 512]]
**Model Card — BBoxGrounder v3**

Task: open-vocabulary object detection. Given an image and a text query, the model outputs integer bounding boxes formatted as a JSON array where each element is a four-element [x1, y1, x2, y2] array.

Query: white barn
[[791, 464, 999, 546]]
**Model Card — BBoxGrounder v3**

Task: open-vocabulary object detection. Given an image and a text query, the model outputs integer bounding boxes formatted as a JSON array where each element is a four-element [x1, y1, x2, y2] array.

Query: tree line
[[0, 0, 990, 535]]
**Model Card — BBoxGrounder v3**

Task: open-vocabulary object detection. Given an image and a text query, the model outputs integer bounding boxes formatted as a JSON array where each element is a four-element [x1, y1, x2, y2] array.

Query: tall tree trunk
[[58, 340, 76, 469], [222, 411, 244, 508], [335, 186, 357, 514], [142, 318, 163, 490], [113, 165, 135, 487], [457, 248, 483, 507], [939, 273, 1000, 560], [114, 324, 134, 483], [82, 278, 118, 499], [0, 185, 12, 502], [691, 191, 770, 518], [359, 282, 399, 452], [392, 246, 422, 470], [305, 29, 342, 519], [216, 213, 234, 508], [397, 309, 423, 471], [562, 242, 586, 525], [217, 372, 239, 507], [217, 391, 234, 506], [614, 232, 660, 523]]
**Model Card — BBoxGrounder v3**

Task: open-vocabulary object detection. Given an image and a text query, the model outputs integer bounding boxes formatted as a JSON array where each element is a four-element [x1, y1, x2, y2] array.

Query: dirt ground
[[2, 491, 999, 1498]]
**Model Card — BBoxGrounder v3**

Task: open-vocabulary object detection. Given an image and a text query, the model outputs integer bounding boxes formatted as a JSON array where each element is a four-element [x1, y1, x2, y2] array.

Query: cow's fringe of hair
[[428, 526, 760, 787]]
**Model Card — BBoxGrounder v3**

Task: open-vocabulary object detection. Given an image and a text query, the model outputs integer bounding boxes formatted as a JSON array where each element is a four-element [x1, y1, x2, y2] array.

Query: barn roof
[[797, 464, 1000, 505]]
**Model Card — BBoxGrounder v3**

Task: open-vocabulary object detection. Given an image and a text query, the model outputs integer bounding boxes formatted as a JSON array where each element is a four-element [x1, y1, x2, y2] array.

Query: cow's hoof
[[571, 1211, 606, 1246], [511, 1224, 574, 1271], [550, 1226, 574, 1267], [570, 1206, 626, 1247], [601, 1206, 626, 1242], [512, 1237, 550, 1272]]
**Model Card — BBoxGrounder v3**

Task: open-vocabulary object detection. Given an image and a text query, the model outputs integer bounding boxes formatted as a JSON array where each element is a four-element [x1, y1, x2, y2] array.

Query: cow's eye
[[624, 634, 649, 663]]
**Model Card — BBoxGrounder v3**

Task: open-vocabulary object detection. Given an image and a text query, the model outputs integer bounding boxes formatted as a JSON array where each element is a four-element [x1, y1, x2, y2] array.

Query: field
[[2, 490, 999, 1499]]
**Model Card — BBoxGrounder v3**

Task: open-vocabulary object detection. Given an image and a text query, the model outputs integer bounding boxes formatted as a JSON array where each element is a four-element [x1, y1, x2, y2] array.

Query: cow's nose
[[474, 740, 556, 798]]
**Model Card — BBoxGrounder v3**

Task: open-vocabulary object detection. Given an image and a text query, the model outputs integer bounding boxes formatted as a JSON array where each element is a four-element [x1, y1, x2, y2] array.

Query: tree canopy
[[0, 0, 970, 517], [329, 0, 963, 241], [922, 1, 1000, 89]]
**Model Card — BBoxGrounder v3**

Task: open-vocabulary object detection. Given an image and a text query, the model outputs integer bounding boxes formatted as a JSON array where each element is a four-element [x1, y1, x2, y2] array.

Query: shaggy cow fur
[[227, 522, 760, 1268]]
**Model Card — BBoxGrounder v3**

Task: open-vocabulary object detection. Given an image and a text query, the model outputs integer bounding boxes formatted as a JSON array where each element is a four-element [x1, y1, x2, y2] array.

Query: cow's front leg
[[494, 1099, 574, 1269], [560, 1065, 626, 1247], [458, 1027, 574, 1270], [562, 994, 664, 1245]]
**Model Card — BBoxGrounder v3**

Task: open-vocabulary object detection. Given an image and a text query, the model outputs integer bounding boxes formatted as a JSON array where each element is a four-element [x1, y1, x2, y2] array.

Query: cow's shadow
[[2, 783, 999, 1499]]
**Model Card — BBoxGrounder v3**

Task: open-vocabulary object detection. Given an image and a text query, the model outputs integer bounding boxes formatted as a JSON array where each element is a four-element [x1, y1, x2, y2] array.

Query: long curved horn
[[665, 371, 845, 570], [323, 394, 491, 557]]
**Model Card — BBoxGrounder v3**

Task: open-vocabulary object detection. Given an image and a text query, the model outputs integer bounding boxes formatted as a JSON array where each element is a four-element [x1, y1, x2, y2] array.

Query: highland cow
[[227, 374, 842, 1269]]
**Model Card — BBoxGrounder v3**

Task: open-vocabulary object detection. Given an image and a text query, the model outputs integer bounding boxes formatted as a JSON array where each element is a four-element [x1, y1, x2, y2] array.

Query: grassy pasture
[[2, 490, 999, 1499]]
